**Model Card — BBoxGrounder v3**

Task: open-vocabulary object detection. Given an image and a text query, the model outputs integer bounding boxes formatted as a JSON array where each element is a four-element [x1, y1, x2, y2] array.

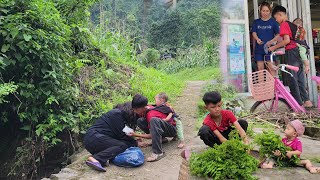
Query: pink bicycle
[[249, 50, 310, 113]]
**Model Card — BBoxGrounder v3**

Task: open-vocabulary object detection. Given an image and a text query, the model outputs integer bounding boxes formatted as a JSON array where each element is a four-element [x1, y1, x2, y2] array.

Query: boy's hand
[[286, 151, 294, 158], [268, 46, 276, 52], [273, 150, 281, 156], [221, 137, 228, 143], [243, 138, 249, 145], [266, 41, 273, 47]]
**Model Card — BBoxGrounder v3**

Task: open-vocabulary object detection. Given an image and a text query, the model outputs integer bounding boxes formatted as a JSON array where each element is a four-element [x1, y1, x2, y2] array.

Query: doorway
[[247, 0, 318, 105]]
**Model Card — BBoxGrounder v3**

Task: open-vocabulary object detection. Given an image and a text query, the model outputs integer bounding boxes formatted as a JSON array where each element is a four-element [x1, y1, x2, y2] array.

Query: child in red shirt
[[154, 92, 184, 148], [260, 120, 320, 173], [198, 91, 248, 146], [269, 6, 313, 108], [130, 94, 177, 162]]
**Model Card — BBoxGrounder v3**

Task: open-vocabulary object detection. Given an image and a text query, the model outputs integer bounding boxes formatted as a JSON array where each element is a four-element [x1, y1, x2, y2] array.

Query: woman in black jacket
[[84, 101, 146, 172]]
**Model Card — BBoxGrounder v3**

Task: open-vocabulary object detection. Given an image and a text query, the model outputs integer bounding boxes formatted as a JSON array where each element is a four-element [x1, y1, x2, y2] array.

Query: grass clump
[[189, 131, 259, 180]]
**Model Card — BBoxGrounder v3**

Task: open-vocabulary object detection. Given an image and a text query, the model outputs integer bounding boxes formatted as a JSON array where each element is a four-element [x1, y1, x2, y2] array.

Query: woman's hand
[[127, 132, 136, 137], [273, 150, 281, 157], [257, 38, 264, 45]]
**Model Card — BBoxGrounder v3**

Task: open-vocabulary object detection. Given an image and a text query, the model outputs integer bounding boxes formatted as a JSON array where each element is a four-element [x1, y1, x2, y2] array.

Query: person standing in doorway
[[252, 1, 280, 73]]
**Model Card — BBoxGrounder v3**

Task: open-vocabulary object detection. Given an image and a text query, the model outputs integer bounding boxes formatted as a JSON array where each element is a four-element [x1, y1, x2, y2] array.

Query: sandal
[[85, 160, 106, 172], [146, 152, 166, 162]]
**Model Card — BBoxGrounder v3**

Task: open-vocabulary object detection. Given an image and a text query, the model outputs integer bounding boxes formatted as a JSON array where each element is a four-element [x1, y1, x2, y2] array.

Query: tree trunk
[[99, 1, 104, 30], [142, 0, 153, 49], [112, 0, 116, 25], [173, 0, 177, 9]]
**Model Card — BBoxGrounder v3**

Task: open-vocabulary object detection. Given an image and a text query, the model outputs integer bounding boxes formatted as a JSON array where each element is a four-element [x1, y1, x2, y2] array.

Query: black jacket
[[86, 109, 136, 143]]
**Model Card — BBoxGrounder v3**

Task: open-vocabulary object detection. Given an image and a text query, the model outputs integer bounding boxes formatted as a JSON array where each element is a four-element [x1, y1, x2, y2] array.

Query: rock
[[49, 168, 80, 180], [304, 126, 320, 139]]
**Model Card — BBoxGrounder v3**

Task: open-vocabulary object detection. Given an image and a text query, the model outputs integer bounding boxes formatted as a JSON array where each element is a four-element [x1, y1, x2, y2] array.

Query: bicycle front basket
[[248, 70, 275, 101]]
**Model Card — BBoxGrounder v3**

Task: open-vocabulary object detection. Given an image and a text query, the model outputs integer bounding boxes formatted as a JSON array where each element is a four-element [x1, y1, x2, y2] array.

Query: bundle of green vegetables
[[254, 130, 300, 167], [189, 131, 259, 180]]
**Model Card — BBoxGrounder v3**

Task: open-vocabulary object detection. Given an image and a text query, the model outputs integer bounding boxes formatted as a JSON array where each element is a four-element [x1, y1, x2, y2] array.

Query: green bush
[[137, 48, 160, 65], [0, 82, 17, 104]]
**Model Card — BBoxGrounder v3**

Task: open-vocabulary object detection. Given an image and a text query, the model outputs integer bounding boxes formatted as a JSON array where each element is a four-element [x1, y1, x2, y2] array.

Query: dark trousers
[[285, 48, 309, 105], [198, 119, 248, 147], [84, 132, 136, 166], [137, 117, 176, 154]]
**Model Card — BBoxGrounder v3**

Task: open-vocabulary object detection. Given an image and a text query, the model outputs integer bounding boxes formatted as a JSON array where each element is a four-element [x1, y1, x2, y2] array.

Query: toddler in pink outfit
[[261, 120, 320, 173]]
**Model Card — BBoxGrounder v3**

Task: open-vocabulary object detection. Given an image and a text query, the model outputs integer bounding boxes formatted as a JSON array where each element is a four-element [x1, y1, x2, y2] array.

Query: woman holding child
[[83, 101, 146, 172]]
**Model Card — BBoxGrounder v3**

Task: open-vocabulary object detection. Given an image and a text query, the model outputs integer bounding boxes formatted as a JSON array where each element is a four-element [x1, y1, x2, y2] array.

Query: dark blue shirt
[[252, 18, 279, 54]]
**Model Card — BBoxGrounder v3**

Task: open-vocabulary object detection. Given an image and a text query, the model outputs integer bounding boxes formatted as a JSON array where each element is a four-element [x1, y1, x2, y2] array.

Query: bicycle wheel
[[250, 98, 291, 113]]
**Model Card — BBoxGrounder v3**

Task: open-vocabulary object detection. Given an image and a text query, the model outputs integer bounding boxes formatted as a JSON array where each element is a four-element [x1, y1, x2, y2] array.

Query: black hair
[[131, 94, 148, 108], [114, 102, 138, 130], [259, 1, 272, 17], [202, 91, 221, 105], [272, 5, 286, 17]]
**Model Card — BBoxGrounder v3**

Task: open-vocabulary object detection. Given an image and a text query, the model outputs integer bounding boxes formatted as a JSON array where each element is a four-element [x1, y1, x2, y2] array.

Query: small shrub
[[137, 48, 160, 65]]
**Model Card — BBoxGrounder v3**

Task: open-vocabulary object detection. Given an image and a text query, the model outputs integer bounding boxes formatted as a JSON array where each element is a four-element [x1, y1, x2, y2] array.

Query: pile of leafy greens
[[254, 130, 300, 167], [189, 131, 259, 180]]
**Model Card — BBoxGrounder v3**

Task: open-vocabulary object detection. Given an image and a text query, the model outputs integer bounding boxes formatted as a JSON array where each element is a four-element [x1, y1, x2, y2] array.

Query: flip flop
[[85, 160, 106, 172]]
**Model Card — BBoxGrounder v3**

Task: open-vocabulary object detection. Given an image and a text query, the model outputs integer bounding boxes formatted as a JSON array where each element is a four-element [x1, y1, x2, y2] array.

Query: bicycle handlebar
[[269, 50, 299, 77], [285, 65, 299, 72], [270, 50, 285, 63]]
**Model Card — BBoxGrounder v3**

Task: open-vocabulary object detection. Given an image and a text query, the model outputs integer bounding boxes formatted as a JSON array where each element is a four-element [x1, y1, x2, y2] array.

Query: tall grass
[[154, 39, 219, 73]]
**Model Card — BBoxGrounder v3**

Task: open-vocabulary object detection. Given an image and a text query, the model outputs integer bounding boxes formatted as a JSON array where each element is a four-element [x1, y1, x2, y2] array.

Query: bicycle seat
[[311, 76, 320, 84]]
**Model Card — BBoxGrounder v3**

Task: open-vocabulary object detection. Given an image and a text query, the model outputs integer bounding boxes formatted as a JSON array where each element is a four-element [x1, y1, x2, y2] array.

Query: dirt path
[[45, 81, 207, 180]]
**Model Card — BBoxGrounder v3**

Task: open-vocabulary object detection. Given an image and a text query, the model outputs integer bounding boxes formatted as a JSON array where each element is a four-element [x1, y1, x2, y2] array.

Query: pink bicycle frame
[[269, 51, 306, 113], [273, 78, 306, 113]]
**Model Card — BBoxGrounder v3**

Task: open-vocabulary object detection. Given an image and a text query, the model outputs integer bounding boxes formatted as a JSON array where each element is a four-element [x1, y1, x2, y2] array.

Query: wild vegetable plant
[[254, 130, 300, 167], [189, 131, 259, 180]]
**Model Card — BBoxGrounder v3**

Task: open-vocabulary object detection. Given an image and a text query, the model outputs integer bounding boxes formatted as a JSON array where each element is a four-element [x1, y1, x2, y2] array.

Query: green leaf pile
[[254, 131, 300, 167], [189, 132, 259, 180]]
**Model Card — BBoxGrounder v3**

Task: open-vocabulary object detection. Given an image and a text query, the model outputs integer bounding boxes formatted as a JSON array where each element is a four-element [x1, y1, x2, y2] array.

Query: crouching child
[[198, 91, 249, 146]]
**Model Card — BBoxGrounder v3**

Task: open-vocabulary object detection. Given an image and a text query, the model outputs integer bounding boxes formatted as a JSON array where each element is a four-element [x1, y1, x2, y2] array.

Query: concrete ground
[[44, 81, 320, 180]]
